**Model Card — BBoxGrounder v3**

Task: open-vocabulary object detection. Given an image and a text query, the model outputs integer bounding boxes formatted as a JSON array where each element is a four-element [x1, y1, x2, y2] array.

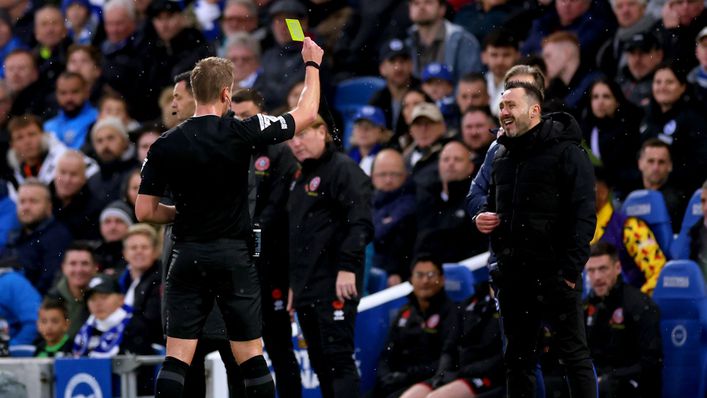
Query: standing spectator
[[654, 0, 706, 69], [474, 81, 597, 397], [459, 106, 496, 174], [50, 150, 103, 240], [521, 0, 616, 62], [596, 0, 656, 78], [615, 32, 664, 108], [44, 72, 99, 150], [415, 141, 485, 262], [95, 200, 132, 273], [373, 257, 456, 397], [455, 72, 490, 113], [404, 103, 448, 188], [371, 149, 417, 286], [0, 256, 41, 356], [481, 29, 520, 116], [584, 242, 662, 397], [34, 298, 73, 357], [370, 39, 418, 134], [225, 33, 263, 90], [5, 49, 51, 118], [288, 115, 373, 398], [640, 61, 707, 192], [5, 179, 73, 295], [87, 117, 139, 204], [405, 0, 482, 82], [580, 78, 642, 196], [33, 5, 71, 87], [689, 179, 707, 280], [687, 27, 707, 104], [47, 242, 98, 340], [347, 106, 389, 175]]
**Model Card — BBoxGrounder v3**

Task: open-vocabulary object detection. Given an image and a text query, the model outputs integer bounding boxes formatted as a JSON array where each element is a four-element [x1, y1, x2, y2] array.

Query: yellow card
[[285, 19, 305, 42]]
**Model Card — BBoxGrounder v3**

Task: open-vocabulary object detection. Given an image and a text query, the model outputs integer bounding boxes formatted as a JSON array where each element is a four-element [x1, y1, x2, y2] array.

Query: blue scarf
[[696, 67, 707, 89], [73, 304, 133, 358]]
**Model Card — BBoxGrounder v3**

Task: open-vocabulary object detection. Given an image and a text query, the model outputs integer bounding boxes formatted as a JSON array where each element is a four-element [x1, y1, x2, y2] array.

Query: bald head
[[372, 149, 407, 192], [55, 150, 87, 200], [439, 141, 473, 183]]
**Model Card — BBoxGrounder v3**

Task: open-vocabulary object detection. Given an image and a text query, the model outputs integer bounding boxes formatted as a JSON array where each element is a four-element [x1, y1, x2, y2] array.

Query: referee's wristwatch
[[305, 61, 320, 69]]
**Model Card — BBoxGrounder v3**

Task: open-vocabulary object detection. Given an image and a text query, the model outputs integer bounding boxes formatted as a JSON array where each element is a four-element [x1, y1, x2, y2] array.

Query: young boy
[[35, 298, 72, 358], [481, 28, 520, 116]]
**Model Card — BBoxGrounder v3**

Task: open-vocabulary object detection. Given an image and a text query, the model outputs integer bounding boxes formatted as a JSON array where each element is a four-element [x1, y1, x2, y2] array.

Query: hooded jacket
[[483, 112, 595, 283]]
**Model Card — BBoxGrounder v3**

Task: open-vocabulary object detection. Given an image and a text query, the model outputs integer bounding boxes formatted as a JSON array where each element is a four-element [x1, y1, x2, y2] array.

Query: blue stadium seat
[[443, 264, 475, 302], [368, 267, 388, 294], [670, 189, 703, 260], [333, 77, 386, 110], [652, 260, 707, 398], [621, 189, 674, 259]]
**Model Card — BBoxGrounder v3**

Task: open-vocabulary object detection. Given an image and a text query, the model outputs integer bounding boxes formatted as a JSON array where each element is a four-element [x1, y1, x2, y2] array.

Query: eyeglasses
[[413, 271, 440, 280]]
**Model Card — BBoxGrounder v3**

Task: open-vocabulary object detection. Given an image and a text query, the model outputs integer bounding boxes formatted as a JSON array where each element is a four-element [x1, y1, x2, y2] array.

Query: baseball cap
[[352, 106, 386, 128], [85, 275, 122, 299], [421, 63, 453, 84], [624, 32, 661, 53], [269, 0, 307, 18], [697, 26, 707, 42], [379, 39, 411, 62], [411, 102, 444, 124]]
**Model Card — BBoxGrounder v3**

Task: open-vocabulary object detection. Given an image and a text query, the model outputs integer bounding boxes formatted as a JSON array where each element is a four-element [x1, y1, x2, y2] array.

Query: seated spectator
[[87, 117, 139, 204], [213, 0, 267, 56], [421, 63, 459, 130], [481, 29, 520, 116], [47, 241, 97, 340], [580, 78, 641, 196], [0, 255, 41, 357], [96, 93, 140, 132], [641, 61, 707, 191], [596, 0, 656, 78], [687, 27, 707, 104], [584, 242, 662, 398], [459, 106, 496, 174], [400, 282, 504, 398], [370, 39, 418, 134], [5, 49, 52, 118], [689, 179, 707, 281], [654, 0, 706, 71], [43, 72, 99, 150], [415, 141, 485, 262], [615, 32, 664, 108], [521, 0, 616, 62], [32, 5, 71, 87], [347, 106, 390, 175], [455, 72, 490, 114], [405, 0, 482, 82], [404, 103, 448, 188], [7, 114, 67, 186], [119, 224, 163, 355], [373, 256, 456, 398], [34, 297, 72, 358], [65, 45, 105, 105], [95, 200, 132, 274], [72, 274, 132, 358], [0, 10, 24, 80], [225, 32, 263, 90], [396, 88, 435, 150], [541, 31, 602, 114], [4, 179, 72, 295], [128, 123, 161, 164], [51, 150, 103, 240], [453, 0, 515, 43], [371, 149, 416, 286], [62, 0, 100, 45], [121, 168, 141, 222]]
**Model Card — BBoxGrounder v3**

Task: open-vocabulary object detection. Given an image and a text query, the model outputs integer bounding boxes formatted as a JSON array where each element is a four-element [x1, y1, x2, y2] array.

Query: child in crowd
[[34, 298, 72, 358]]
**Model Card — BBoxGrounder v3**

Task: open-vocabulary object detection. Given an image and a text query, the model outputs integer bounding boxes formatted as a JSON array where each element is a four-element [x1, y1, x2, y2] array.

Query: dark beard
[[63, 104, 83, 118]]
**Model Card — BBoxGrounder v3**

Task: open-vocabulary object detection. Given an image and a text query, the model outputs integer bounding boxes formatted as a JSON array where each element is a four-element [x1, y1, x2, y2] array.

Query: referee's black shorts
[[164, 239, 262, 341]]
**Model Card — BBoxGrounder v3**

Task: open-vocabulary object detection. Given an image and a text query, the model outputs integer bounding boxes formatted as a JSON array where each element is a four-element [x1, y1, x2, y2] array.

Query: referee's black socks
[[155, 356, 189, 397], [241, 355, 275, 397]]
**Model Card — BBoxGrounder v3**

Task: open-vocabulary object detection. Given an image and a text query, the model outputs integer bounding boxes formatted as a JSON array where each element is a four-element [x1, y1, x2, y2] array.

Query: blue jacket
[[407, 20, 483, 83], [0, 268, 40, 354], [5, 218, 73, 295], [466, 141, 499, 217], [0, 183, 19, 249], [43, 102, 99, 150]]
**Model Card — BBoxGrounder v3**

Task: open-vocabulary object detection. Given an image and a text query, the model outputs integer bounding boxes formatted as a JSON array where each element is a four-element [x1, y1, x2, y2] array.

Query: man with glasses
[[225, 32, 263, 90], [372, 256, 456, 397]]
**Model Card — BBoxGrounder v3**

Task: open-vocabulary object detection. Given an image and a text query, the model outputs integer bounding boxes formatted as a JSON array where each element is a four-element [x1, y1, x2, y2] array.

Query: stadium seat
[[443, 263, 475, 302], [621, 189, 674, 259], [368, 267, 388, 294], [333, 77, 386, 110], [670, 189, 703, 260], [652, 260, 707, 398]]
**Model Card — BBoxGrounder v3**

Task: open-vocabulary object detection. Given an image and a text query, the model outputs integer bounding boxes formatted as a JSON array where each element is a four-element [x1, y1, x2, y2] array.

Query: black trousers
[[496, 274, 597, 398], [297, 300, 359, 398]]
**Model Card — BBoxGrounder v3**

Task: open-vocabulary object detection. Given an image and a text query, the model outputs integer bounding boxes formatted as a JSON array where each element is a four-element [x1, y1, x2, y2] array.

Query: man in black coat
[[474, 81, 597, 397]]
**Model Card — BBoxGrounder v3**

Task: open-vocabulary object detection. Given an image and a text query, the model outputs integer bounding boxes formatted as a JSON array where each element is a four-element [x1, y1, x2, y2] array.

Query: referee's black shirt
[[139, 113, 296, 242]]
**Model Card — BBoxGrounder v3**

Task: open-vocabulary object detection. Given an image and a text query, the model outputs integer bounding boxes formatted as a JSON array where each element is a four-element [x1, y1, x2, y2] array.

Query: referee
[[136, 38, 323, 397]]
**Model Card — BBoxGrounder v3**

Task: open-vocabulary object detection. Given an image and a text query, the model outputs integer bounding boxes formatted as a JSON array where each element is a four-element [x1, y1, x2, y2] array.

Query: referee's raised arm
[[289, 37, 322, 133]]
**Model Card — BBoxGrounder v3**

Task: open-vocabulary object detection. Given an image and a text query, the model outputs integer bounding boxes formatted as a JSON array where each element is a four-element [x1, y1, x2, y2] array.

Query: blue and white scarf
[[73, 304, 133, 358]]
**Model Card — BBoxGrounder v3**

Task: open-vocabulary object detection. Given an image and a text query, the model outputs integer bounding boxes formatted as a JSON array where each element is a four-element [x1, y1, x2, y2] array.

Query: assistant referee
[[136, 38, 323, 397]]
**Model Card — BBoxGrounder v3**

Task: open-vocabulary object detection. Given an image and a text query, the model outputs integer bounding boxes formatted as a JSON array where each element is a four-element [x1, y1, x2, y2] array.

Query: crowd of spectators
[[0, 0, 705, 395]]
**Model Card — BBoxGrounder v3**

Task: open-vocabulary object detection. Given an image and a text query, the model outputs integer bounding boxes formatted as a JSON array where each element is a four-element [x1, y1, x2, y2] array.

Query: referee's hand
[[301, 37, 323, 65], [336, 271, 357, 301]]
